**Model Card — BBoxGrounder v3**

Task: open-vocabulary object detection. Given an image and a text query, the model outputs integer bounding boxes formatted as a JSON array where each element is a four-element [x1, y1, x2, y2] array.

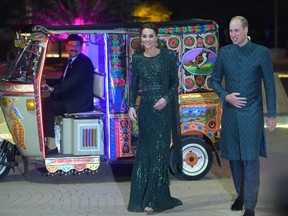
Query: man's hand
[[41, 84, 53, 92], [267, 117, 277, 132], [225, 93, 247, 108], [41, 84, 53, 98]]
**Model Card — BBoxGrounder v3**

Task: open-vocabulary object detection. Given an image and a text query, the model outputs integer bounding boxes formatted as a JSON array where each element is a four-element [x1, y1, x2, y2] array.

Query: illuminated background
[[0, 0, 287, 50]]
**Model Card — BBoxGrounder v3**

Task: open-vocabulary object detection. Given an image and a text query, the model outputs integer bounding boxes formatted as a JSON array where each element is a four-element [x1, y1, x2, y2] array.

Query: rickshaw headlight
[[26, 99, 35, 111]]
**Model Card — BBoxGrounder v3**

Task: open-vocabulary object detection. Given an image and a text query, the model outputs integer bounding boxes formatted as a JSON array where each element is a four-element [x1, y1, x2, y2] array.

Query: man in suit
[[41, 34, 94, 154], [211, 16, 277, 216]]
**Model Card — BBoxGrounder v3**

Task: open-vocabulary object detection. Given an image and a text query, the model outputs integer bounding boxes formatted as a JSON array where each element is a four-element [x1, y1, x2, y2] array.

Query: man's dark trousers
[[230, 159, 260, 210]]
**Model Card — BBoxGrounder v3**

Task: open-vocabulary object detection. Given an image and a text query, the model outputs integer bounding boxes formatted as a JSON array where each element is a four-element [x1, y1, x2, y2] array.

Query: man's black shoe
[[45, 146, 58, 155], [243, 209, 255, 216], [231, 199, 243, 211]]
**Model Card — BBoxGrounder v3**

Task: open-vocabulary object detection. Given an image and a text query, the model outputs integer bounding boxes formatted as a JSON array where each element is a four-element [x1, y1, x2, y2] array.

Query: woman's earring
[[155, 42, 158, 47], [141, 42, 144, 48]]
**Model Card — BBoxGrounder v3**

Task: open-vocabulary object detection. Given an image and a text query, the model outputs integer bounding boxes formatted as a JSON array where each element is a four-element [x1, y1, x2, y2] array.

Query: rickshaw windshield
[[5, 42, 44, 83]]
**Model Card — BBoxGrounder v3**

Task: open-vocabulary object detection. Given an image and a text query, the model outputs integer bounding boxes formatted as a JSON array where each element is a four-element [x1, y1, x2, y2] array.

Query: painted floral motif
[[197, 36, 204, 47], [113, 70, 122, 78], [195, 75, 205, 87], [184, 36, 195, 47], [168, 37, 179, 49], [206, 76, 212, 89], [120, 119, 130, 154], [131, 38, 139, 49], [113, 62, 121, 69], [119, 24, 217, 34], [113, 78, 126, 87], [184, 77, 195, 90], [205, 34, 215, 46]]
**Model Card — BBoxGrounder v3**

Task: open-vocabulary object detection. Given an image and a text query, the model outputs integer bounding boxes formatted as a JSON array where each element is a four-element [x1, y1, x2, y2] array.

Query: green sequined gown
[[128, 48, 183, 212]]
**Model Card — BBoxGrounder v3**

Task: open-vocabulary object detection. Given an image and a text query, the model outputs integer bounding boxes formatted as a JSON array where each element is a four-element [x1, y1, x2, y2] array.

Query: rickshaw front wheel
[[0, 139, 13, 180]]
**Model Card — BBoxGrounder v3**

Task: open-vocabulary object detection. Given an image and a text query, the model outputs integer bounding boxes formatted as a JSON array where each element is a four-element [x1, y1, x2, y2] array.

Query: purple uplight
[[73, 18, 85, 25]]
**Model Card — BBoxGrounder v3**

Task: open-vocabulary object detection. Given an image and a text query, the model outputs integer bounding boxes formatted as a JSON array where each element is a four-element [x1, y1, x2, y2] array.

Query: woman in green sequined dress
[[127, 23, 183, 213]]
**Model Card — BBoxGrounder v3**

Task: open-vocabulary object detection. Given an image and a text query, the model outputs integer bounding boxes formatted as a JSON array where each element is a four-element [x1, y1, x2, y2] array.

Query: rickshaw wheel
[[170, 136, 212, 180], [0, 139, 12, 180]]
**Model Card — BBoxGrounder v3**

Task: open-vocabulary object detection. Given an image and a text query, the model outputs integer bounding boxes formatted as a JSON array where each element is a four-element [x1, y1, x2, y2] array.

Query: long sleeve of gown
[[129, 55, 140, 108], [163, 51, 179, 103]]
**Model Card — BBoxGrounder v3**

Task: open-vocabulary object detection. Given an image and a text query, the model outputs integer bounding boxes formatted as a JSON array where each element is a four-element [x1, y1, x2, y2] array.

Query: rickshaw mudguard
[[180, 92, 223, 167]]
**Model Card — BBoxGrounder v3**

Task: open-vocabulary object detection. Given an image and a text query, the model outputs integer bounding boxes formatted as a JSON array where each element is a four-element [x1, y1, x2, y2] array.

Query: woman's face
[[140, 28, 158, 50]]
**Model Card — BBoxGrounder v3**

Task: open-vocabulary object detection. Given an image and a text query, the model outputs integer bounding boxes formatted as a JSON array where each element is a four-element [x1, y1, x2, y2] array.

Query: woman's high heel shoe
[[144, 207, 153, 214]]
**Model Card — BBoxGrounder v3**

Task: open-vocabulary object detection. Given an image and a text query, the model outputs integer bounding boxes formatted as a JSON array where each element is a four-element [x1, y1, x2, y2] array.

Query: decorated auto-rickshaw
[[0, 19, 222, 181]]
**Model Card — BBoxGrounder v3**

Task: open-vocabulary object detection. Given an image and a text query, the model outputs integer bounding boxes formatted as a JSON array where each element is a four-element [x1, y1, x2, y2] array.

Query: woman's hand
[[153, 97, 167, 111], [128, 107, 137, 122]]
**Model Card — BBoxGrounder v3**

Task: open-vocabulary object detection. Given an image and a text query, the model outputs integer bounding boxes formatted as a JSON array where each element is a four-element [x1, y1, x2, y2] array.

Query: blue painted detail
[[110, 118, 116, 158]]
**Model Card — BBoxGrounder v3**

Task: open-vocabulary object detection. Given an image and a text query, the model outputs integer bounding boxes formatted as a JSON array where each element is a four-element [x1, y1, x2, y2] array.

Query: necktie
[[62, 58, 72, 81]]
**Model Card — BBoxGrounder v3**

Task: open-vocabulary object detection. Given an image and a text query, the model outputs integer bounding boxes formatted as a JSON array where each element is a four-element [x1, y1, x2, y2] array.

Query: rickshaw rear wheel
[[0, 139, 13, 180], [170, 136, 213, 180]]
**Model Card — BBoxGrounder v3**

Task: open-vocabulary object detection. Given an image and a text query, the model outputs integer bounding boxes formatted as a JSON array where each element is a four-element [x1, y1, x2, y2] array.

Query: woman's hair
[[134, 23, 162, 54]]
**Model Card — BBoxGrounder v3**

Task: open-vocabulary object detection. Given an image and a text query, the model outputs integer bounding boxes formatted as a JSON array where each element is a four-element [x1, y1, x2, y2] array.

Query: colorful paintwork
[[7, 98, 26, 150], [109, 34, 129, 113], [0, 107, 14, 143], [110, 117, 133, 158], [179, 91, 221, 144], [0, 83, 34, 94], [181, 106, 216, 124], [81, 128, 98, 147], [45, 156, 100, 173], [182, 48, 217, 76], [117, 23, 217, 35], [0, 20, 221, 180], [181, 32, 218, 92], [28, 32, 49, 43]]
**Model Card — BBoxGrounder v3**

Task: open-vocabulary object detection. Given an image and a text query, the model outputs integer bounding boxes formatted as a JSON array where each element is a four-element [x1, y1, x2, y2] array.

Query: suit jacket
[[211, 41, 276, 160], [52, 53, 94, 113]]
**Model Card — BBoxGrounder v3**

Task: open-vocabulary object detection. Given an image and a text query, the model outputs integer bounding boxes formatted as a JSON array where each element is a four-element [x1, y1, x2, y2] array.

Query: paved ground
[[0, 124, 287, 216]]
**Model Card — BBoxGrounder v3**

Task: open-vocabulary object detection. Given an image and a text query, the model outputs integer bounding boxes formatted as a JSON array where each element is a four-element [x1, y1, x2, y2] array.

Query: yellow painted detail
[[2, 97, 9, 107], [26, 99, 35, 111], [86, 163, 100, 171], [46, 165, 59, 173]]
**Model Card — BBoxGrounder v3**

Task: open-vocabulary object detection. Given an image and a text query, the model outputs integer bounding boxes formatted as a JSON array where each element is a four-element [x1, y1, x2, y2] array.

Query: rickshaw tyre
[[170, 136, 213, 180], [0, 140, 13, 181]]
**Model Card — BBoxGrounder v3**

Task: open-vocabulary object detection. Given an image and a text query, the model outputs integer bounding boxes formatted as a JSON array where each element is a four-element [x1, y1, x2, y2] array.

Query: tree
[[26, 0, 139, 26], [132, 1, 172, 22], [0, 0, 139, 34]]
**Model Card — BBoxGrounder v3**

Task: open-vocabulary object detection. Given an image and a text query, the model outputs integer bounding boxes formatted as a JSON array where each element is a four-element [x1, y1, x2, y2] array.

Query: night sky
[[173, 0, 286, 48], [0, 0, 287, 47]]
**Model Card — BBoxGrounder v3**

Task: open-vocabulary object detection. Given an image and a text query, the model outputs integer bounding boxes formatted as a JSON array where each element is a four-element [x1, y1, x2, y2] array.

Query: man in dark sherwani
[[211, 16, 277, 216], [41, 34, 94, 154]]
